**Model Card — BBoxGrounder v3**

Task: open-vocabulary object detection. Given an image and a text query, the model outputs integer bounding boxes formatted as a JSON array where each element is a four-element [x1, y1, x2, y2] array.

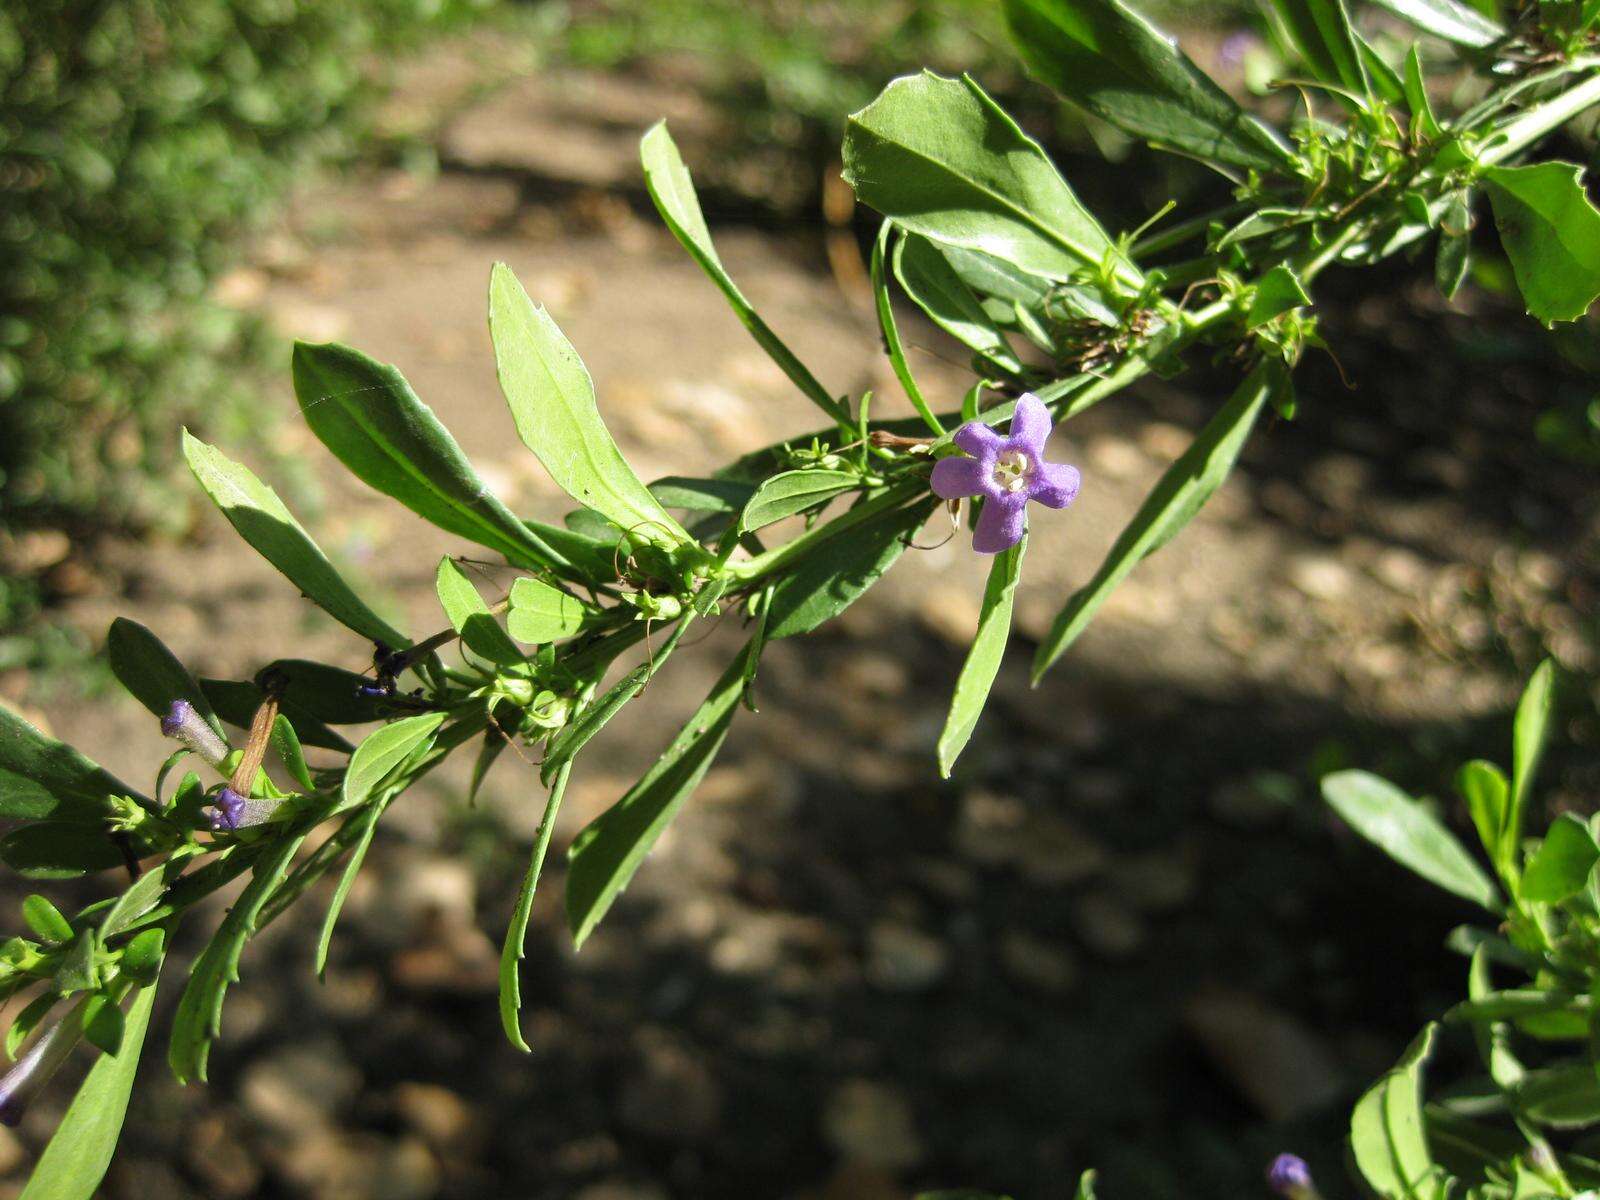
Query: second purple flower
[[930, 393, 1081, 554]]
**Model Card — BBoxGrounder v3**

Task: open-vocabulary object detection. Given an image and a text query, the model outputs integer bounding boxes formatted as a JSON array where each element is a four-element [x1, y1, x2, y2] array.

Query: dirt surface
[[1, 48, 1595, 1200]]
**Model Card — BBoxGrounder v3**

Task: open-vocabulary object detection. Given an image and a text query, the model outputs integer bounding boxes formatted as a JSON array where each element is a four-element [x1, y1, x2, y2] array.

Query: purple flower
[[930, 393, 1081, 554], [160, 699, 230, 767], [1266, 1154, 1318, 1200], [204, 786, 278, 833], [0, 997, 89, 1127]]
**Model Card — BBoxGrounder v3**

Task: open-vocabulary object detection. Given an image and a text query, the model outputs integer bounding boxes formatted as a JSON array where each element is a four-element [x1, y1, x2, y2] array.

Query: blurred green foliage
[[0, 0, 486, 638]]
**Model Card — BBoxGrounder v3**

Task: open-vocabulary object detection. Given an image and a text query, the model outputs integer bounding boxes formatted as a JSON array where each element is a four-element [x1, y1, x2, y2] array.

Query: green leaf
[[1033, 363, 1277, 679], [1, 824, 127, 880], [842, 72, 1138, 289], [314, 798, 387, 979], [341, 714, 446, 813], [1450, 987, 1586, 1023], [500, 762, 572, 1050], [1506, 658, 1556, 851], [1270, 0, 1369, 95], [1076, 1172, 1097, 1200], [1246, 265, 1312, 329], [18, 980, 158, 1200], [938, 537, 1025, 778], [639, 123, 849, 426], [1435, 189, 1473, 301], [0, 703, 142, 822], [6, 994, 57, 1060], [435, 557, 525, 667], [767, 499, 935, 639], [871, 224, 945, 437], [1521, 813, 1597, 903], [270, 715, 315, 794], [23, 896, 73, 943], [292, 342, 577, 576], [1456, 759, 1508, 866], [740, 470, 862, 533], [649, 476, 756, 514], [566, 648, 749, 946], [1322, 771, 1500, 911], [1402, 44, 1442, 140], [487, 263, 689, 548], [1002, 0, 1296, 173], [1348, 1024, 1448, 1200], [1518, 1065, 1600, 1128], [506, 576, 589, 645], [169, 831, 308, 1082], [106, 618, 223, 739], [182, 431, 408, 647], [54, 934, 98, 995], [1483, 163, 1600, 324], [118, 929, 165, 983], [893, 234, 1024, 375], [1369, 0, 1505, 46], [200, 679, 351, 752], [247, 661, 392, 726], [79, 994, 124, 1056]]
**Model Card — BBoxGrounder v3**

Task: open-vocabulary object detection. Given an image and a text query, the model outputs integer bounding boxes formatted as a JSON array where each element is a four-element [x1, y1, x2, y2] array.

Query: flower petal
[[1006, 393, 1052, 455], [930, 456, 992, 500], [952, 420, 1002, 457], [1030, 462, 1081, 509], [972, 494, 1027, 554]]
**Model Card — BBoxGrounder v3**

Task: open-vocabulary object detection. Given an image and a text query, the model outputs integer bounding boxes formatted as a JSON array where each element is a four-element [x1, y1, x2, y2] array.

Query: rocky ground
[[0, 34, 1595, 1200]]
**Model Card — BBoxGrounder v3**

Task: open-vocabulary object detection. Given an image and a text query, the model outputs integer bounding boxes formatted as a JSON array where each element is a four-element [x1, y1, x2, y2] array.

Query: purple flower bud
[[930, 394, 1081, 554], [1218, 30, 1261, 70], [0, 997, 89, 1127], [356, 683, 393, 699], [1267, 1154, 1317, 1200], [204, 787, 278, 833], [160, 699, 230, 767]]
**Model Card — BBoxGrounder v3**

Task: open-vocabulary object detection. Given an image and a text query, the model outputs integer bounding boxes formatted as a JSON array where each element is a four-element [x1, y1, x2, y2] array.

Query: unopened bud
[[1266, 1154, 1318, 1200], [160, 700, 229, 767]]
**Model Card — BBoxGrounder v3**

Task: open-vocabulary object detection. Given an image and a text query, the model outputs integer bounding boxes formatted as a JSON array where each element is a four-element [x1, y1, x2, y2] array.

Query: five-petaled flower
[[929, 393, 1081, 554]]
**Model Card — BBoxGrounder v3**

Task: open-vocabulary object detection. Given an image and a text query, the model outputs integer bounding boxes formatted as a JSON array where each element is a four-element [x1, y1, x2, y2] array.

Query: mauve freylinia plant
[[1, 1, 1598, 1196]]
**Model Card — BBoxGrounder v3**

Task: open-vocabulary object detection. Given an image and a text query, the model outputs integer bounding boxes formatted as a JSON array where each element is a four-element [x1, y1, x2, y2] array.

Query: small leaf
[[506, 576, 589, 645], [1033, 363, 1277, 679], [118, 929, 165, 983], [17, 979, 158, 1200], [292, 341, 577, 576], [1435, 190, 1473, 301], [0, 703, 142, 822], [106, 619, 223, 739], [182, 431, 408, 647], [79, 994, 124, 1056], [1483, 163, 1600, 325], [1001, 0, 1296, 173], [1455, 759, 1508, 865], [500, 763, 572, 1050], [488, 263, 689, 548], [566, 648, 749, 946], [648, 476, 756, 514], [247, 661, 392, 727], [341, 714, 446, 814], [1322, 770, 1500, 911], [740, 470, 862, 533], [1518, 1064, 1600, 1128], [22, 895, 74, 944], [1, 825, 127, 880], [1246, 265, 1312, 329], [1402, 44, 1442, 140], [314, 798, 387, 978], [766, 498, 935, 639], [1507, 658, 1557, 849], [1348, 1024, 1447, 1200], [893, 233, 1024, 374], [843, 72, 1138, 289], [871, 224, 945, 438], [938, 537, 1025, 778], [270, 715, 315, 794], [1369, 0, 1505, 46], [7, 994, 57, 1060], [639, 123, 849, 426], [435, 558, 524, 667], [1270, 0, 1369, 95], [1521, 813, 1597, 903]]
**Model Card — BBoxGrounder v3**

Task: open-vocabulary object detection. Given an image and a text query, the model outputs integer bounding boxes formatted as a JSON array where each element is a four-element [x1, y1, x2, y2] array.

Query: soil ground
[[1, 39, 1595, 1200]]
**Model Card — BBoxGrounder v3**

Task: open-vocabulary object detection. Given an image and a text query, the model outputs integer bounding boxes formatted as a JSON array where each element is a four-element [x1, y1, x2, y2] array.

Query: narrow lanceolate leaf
[[1369, 0, 1504, 46], [506, 576, 589, 645], [1505, 658, 1557, 853], [843, 72, 1139, 289], [182, 431, 408, 648], [767, 498, 935, 639], [500, 762, 572, 1050], [435, 557, 524, 667], [106, 619, 223, 739], [1455, 759, 1508, 870], [1001, 0, 1296, 173], [1483, 163, 1600, 325], [340, 714, 446, 814], [1321, 770, 1501, 911], [1270, 0, 1369, 95], [292, 342, 576, 575], [872, 224, 945, 438], [170, 832, 309, 1082], [739, 470, 862, 533], [0, 824, 127, 879], [1348, 1025, 1448, 1200], [639, 123, 849, 426], [0, 703, 142, 821], [566, 648, 749, 946], [1521, 814, 1599, 904], [19, 978, 160, 1200], [938, 537, 1026, 778], [893, 234, 1024, 375], [487, 264, 689, 548], [1033, 363, 1277, 679], [314, 797, 389, 978]]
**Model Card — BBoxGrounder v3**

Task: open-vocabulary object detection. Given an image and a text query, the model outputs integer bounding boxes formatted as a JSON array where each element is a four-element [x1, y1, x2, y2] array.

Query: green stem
[[1478, 68, 1600, 165], [725, 480, 923, 582]]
